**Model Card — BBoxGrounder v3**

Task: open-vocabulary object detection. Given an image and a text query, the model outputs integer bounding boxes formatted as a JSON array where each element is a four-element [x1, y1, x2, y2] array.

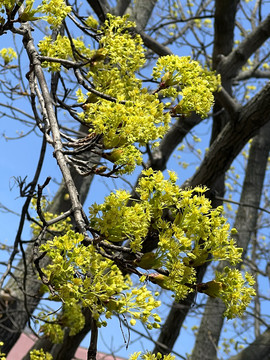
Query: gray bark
[[185, 82, 270, 189], [191, 121, 270, 360], [114, 0, 132, 16], [126, 0, 157, 32]]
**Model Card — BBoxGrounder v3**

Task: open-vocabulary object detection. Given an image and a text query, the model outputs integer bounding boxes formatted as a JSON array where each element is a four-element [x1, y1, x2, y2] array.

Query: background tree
[[0, 1, 270, 360]]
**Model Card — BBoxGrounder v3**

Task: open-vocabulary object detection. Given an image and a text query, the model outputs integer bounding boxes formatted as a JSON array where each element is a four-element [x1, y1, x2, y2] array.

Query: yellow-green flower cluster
[[0, 0, 69, 24], [89, 169, 254, 315], [62, 302, 86, 335], [76, 15, 170, 173], [30, 349, 53, 360], [39, 301, 85, 343], [38, 35, 71, 71], [82, 95, 170, 173], [129, 352, 175, 360], [89, 190, 151, 252], [40, 318, 64, 343], [117, 285, 161, 329], [215, 267, 256, 319], [0, 341, 6, 360], [39, 230, 161, 338], [38, 0, 71, 28], [30, 198, 72, 237], [152, 55, 220, 117], [85, 15, 99, 29], [38, 35, 92, 71], [84, 95, 169, 148], [0, 48, 17, 65], [0, 0, 15, 10], [99, 14, 145, 73]]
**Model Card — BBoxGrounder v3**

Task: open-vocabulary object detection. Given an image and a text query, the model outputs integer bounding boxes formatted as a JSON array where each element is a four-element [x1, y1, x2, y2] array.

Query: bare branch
[[228, 328, 270, 360], [219, 13, 270, 79], [0, 135, 46, 290], [21, 22, 87, 234], [214, 87, 241, 119], [235, 69, 270, 81]]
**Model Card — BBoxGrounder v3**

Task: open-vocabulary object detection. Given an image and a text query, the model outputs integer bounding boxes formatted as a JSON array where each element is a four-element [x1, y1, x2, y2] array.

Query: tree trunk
[[191, 121, 270, 359]]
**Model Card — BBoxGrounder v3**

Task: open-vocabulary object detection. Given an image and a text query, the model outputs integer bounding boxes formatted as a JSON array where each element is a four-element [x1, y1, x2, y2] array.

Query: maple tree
[[0, 1, 270, 360]]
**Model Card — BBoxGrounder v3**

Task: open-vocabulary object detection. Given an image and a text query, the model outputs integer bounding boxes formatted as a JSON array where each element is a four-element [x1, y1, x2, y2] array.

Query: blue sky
[[1, 2, 270, 359]]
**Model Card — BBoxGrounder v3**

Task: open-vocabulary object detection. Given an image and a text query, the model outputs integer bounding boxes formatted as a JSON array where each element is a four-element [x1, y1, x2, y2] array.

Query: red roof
[[7, 332, 125, 360]]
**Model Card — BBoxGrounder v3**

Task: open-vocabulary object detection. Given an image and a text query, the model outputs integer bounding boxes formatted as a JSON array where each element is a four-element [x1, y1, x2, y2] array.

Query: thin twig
[[215, 195, 270, 215], [0, 134, 47, 290]]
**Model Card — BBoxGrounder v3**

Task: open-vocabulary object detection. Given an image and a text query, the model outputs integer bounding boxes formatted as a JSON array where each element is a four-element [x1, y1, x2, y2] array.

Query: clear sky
[[1, 3, 270, 359]]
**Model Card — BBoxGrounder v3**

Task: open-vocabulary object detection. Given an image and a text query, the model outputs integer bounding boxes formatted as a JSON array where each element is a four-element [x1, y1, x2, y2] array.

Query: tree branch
[[88, 319, 98, 360], [191, 120, 270, 360], [214, 87, 241, 119], [22, 23, 87, 234], [228, 328, 270, 360], [218, 13, 270, 79], [184, 81, 270, 189], [86, 0, 108, 23], [113, 0, 132, 16], [235, 69, 270, 81]]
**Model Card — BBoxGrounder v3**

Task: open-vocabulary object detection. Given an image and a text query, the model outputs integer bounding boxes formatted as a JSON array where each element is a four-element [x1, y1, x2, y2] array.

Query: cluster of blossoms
[[0, 47, 17, 64], [38, 14, 219, 174], [29, 349, 52, 360], [38, 35, 92, 72], [39, 230, 161, 342], [129, 352, 176, 360], [152, 55, 220, 117], [38, 0, 71, 28], [215, 267, 256, 319], [77, 15, 171, 173], [30, 198, 72, 237], [90, 169, 255, 314], [0, 0, 71, 27], [0, 2, 252, 351]]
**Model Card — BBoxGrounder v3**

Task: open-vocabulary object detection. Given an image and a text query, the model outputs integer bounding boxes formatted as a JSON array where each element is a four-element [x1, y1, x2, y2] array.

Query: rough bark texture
[[127, 0, 157, 32], [192, 121, 270, 360], [186, 82, 270, 189]]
